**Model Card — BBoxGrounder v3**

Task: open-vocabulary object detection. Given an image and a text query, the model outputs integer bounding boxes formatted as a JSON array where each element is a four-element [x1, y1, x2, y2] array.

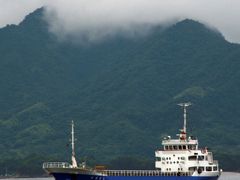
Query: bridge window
[[169, 146, 173, 150], [213, 166, 218, 171], [206, 167, 212, 171], [188, 156, 197, 161], [156, 157, 161, 161], [189, 167, 197, 171], [183, 145, 186, 150], [198, 156, 204, 161], [179, 145, 182, 150], [165, 146, 169, 150], [188, 145, 196, 150], [173, 145, 178, 150]]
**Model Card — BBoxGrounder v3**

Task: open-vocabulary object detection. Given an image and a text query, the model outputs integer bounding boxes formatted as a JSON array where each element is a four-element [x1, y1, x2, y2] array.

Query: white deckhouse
[[155, 103, 221, 177]]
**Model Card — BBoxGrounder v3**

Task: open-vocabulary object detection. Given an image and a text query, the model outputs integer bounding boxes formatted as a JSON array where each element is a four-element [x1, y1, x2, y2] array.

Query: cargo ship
[[43, 103, 221, 180]]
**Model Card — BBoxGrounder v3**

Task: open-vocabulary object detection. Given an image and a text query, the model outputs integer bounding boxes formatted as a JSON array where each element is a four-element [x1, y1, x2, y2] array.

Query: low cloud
[[43, 0, 240, 43], [1, 0, 240, 43]]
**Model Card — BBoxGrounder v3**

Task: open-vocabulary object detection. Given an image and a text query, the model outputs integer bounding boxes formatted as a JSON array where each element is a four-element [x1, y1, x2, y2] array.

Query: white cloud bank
[[0, 0, 240, 43]]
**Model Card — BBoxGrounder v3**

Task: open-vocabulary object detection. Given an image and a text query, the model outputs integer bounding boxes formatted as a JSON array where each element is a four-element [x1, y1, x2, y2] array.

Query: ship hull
[[52, 173, 219, 180]]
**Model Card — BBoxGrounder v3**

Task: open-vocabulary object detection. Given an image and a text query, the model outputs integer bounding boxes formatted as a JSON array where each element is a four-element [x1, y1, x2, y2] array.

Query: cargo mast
[[178, 102, 191, 140], [71, 120, 78, 167]]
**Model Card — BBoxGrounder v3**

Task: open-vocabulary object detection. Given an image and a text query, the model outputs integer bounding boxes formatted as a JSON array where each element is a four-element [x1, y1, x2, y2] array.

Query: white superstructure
[[155, 103, 221, 177]]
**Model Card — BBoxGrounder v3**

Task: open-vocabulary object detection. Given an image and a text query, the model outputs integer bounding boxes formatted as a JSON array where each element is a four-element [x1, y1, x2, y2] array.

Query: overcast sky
[[0, 0, 240, 43]]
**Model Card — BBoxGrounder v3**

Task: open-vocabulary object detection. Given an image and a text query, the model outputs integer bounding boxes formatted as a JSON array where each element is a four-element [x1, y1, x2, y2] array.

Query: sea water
[[218, 172, 240, 180], [1, 172, 239, 180]]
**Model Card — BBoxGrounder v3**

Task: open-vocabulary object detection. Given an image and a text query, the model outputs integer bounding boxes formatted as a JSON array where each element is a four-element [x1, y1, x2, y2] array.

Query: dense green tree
[[0, 8, 240, 175]]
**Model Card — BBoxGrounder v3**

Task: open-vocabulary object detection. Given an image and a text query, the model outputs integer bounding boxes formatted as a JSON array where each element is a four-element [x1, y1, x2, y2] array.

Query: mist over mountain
[[2, 1, 240, 43], [0, 8, 240, 175]]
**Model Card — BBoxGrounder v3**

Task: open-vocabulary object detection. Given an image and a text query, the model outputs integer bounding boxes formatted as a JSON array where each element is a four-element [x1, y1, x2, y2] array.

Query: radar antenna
[[178, 102, 191, 140]]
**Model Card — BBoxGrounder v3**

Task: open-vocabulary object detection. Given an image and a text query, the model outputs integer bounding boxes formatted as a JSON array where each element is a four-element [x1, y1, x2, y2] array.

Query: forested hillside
[[0, 8, 240, 175]]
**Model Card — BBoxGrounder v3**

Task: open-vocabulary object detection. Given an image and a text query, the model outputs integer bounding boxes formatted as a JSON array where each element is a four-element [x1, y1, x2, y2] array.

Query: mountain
[[0, 8, 240, 175]]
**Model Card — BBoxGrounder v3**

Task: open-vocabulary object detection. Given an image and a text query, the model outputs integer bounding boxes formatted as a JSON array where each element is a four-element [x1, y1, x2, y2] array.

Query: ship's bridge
[[162, 137, 198, 151]]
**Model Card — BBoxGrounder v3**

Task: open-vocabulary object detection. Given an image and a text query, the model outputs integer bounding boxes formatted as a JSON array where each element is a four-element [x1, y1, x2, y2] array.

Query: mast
[[178, 102, 191, 140], [71, 120, 78, 168]]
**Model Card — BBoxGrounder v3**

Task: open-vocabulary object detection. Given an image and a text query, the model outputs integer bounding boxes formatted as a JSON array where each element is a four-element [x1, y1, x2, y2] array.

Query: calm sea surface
[[1, 172, 240, 180]]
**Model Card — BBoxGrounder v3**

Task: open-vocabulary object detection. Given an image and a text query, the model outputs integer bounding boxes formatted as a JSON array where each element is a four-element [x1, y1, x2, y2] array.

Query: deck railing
[[43, 162, 71, 169], [42, 163, 194, 177], [97, 170, 193, 177]]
